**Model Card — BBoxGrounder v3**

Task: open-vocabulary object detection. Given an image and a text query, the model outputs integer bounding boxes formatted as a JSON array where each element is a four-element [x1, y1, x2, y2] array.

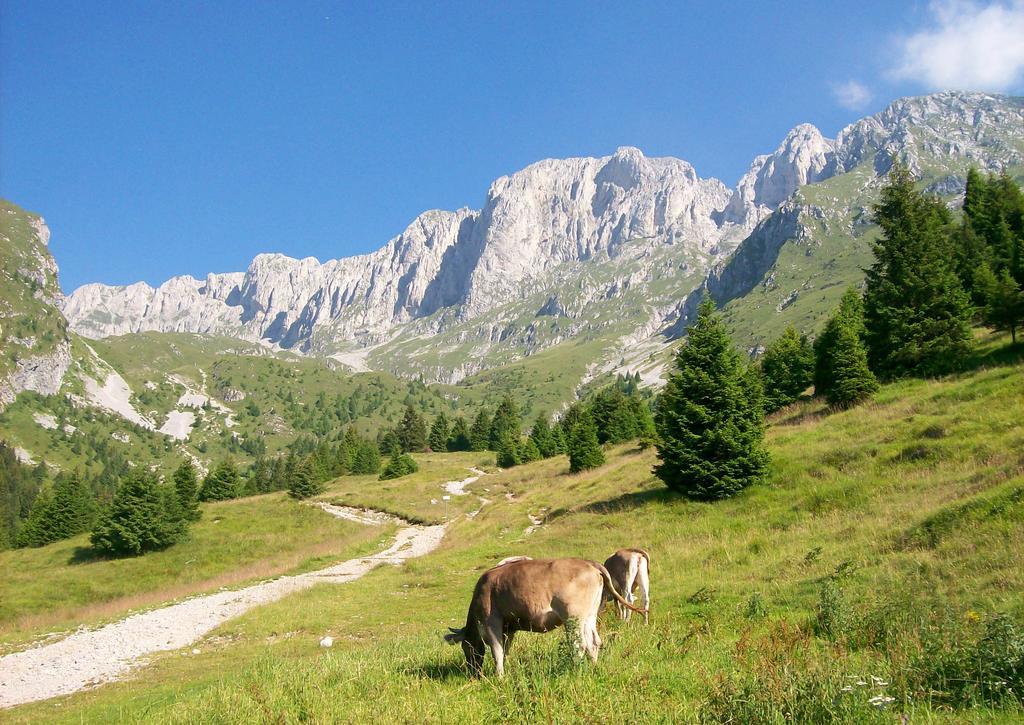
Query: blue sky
[[2, 1, 1023, 292]]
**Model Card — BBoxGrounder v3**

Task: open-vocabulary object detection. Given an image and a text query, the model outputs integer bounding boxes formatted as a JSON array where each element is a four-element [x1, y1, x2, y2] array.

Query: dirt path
[[0, 504, 446, 709], [443, 467, 486, 496]]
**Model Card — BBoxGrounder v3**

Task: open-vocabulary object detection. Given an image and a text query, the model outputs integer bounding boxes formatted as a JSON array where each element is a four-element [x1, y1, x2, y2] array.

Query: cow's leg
[[483, 617, 506, 677], [578, 617, 598, 662], [637, 558, 651, 625], [623, 558, 639, 622]]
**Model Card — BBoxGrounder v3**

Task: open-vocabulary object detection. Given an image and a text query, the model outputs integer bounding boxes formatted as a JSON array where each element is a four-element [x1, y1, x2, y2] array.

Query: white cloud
[[891, 1, 1024, 90], [832, 80, 873, 110]]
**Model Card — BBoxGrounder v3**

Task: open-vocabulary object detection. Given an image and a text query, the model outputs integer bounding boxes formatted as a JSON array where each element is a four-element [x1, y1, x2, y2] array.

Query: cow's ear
[[444, 627, 465, 644]]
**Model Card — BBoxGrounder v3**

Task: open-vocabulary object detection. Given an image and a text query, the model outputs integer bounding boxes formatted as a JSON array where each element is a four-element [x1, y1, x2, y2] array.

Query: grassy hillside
[[7, 330, 1022, 722]]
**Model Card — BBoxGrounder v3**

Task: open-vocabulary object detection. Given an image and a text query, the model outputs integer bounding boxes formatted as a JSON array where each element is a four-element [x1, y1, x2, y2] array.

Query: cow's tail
[[592, 562, 647, 614], [635, 548, 651, 571]]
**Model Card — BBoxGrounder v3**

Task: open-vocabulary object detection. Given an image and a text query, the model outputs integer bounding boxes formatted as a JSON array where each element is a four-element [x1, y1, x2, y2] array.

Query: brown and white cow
[[603, 548, 651, 624], [443, 557, 644, 676]]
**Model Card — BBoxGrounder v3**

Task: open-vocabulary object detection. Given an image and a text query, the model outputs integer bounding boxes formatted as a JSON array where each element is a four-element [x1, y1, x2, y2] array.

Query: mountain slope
[[0, 201, 71, 413]]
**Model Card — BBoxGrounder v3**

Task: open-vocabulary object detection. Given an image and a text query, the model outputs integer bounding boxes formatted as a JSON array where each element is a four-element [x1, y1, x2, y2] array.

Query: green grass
[[319, 451, 498, 524], [0, 493, 393, 650], [6, 331, 1024, 722]]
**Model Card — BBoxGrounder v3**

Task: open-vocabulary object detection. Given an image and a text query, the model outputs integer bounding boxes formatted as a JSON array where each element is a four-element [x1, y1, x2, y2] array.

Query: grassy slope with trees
[[6, 330, 1021, 723]]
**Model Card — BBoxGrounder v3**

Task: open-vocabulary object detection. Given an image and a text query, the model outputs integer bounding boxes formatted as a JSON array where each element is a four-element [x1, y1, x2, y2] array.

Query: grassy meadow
[[5, 331, 1024, 722], [0, 493, 394, 651]]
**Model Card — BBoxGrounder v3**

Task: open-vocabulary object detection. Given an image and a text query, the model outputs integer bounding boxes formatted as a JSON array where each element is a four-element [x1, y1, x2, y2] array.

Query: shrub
[[379, 452, 418, 480]]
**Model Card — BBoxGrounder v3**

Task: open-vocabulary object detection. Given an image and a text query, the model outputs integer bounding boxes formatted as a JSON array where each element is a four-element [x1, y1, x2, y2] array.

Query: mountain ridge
[[58, 91, 1024, 383]]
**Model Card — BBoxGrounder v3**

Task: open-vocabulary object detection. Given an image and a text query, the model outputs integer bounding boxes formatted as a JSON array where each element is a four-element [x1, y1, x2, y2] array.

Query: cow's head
[[444, 626, 485, 675]]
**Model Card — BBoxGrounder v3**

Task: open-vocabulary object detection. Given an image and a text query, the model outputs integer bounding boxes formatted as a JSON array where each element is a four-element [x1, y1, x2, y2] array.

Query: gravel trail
[[0, 504, 446, 709]]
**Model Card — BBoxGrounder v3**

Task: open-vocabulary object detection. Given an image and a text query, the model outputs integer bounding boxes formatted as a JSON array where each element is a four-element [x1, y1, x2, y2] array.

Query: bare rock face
[[722, 124, 834, 227], [63, 147, 735, 350]]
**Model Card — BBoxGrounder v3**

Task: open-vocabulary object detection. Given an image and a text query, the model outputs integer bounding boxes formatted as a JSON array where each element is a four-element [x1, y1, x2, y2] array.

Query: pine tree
[[528, 413, 557, 458], [15, 472, 95, 548], [469, 409, 492, 452], [90, 470, 188, 557], [654, 298, 768, 499], [351, 440, 381, 475], [520, 438, 541, 464], [977, 265, 1024, 344], [814, 288, 866, 400], [288, 457, 324, 499], [760, 326, 814, 412], [397, 405, 427, 453], [447, 416, 471, 452], [428, 412, 450, 452], [489, 396, 520, 451], [15, 485, 55, 548], [378, 428, 402, 457], [495, 433, 521, 468], [172, 461, 201, 522], [199, 460, 239, 501], [826, 321, 879, 407], [568, 413, 605, 473], [628, 396, 656, 440], [864, 161, 974, 377]]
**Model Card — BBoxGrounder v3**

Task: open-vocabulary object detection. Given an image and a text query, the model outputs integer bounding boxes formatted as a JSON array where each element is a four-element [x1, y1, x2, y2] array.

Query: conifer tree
[[288, 457, 324, 498], [528, 413, 557, 458], [825, 321, 879, 407], [15, 473, 95, 548], [550, 421, 567, 454], [568, 412, 604, 473], [397, 405, 427, 453], [469, 409, 492, 451], [15, 485, 55, 548], [654, 298, 768, 499], [199, 460, 239, 501], [977, 265, 1024, 344], [496, 433, 521, 468], [428, 412, 450, 452], [351, 440, 381, 475], [761, 326, 814, 412], [559, 403, 585, 442], [520, 438, 541, 464], [447, 416, 471, 452], [628, 396, 657, 440], [91, 470, 187, 557], [378, 427, 402, 457], [489, 396, 520, 451], [172, 461, 201, 521], [814, 287, 866, 400], [864, 161, 974, 377]]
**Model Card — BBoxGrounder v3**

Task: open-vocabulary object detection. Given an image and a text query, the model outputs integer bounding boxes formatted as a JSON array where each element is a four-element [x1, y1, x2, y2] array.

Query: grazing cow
[[603, 548, 651, 624], [444, 557, 644, 676]]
